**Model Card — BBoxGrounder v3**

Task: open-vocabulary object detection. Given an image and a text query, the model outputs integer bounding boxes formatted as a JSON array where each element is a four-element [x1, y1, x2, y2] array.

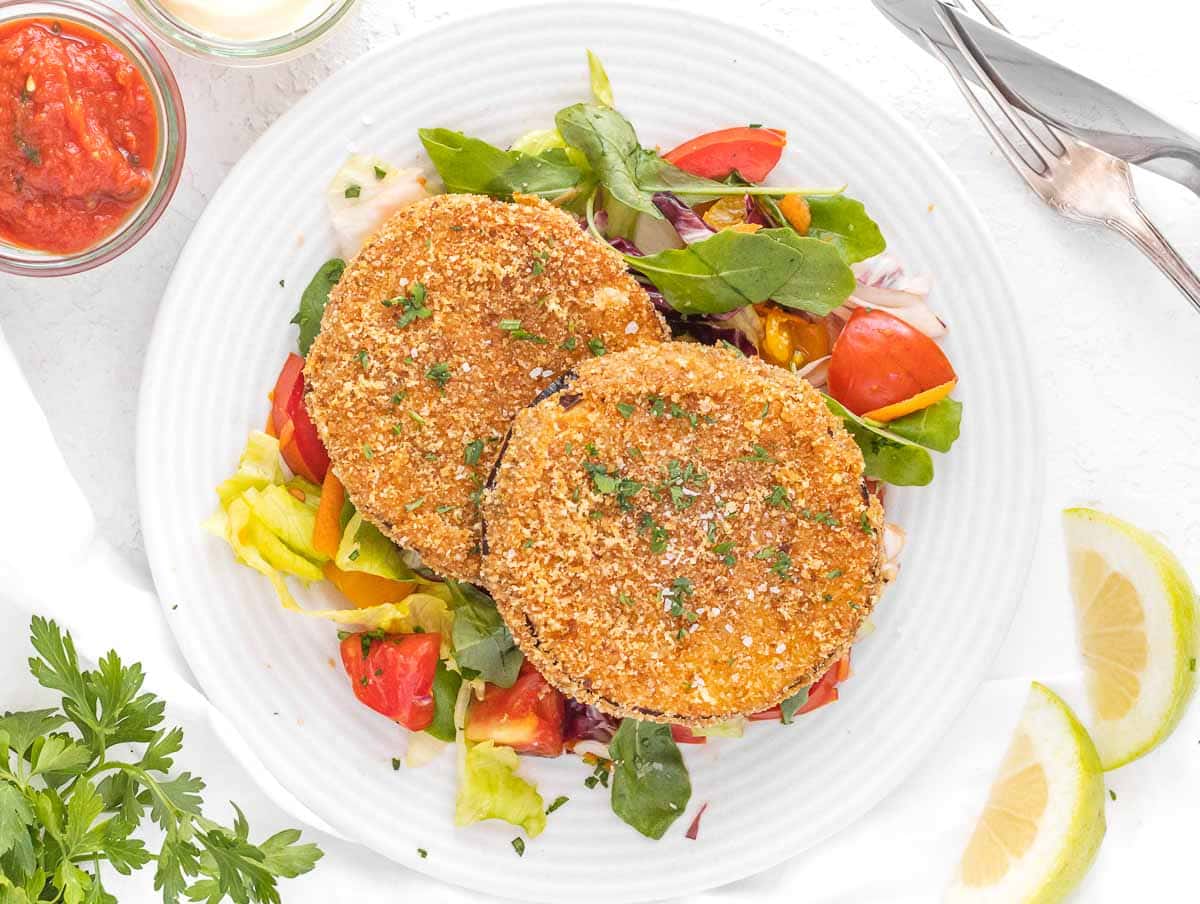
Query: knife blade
[[873, 0, 1200, 196]]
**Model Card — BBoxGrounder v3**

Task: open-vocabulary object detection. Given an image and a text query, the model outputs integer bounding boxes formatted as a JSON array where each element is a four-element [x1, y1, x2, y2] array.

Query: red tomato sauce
[[0, 18, 158, 254]]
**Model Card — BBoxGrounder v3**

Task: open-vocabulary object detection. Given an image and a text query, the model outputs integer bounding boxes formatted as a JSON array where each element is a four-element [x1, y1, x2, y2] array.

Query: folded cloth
[[0, 325, 1191, 903]]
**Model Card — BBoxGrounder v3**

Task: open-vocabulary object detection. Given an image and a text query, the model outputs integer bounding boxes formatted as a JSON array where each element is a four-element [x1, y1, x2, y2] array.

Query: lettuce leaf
[[246, 484, 327, 562], [216, 431, 285, 508], [455, 741, 546, 837], [335, 513, 417, 581]]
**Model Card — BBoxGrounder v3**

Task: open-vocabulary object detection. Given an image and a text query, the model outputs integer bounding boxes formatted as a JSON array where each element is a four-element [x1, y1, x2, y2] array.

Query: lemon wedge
[[1063, 507, 1198, 770], [947, 682, 1106, 903]]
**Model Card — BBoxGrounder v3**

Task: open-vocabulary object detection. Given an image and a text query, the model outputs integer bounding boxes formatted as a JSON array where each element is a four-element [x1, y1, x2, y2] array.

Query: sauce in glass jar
[[0, 17, 158, 254]]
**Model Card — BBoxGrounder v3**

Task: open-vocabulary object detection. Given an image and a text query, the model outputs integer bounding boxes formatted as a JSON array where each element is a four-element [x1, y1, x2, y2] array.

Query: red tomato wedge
[[466, 661, 566, 757], [828, 308, 957, 416], [664, 127, 787, 183], [748, 654, 850, 722], [340, 631, 439, 731], [671, 724, 707, 745], [270, 353, 329, 484]]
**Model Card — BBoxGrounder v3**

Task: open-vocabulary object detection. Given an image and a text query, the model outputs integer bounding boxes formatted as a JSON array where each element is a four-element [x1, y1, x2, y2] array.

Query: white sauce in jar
[[158, 0, 334, 41]]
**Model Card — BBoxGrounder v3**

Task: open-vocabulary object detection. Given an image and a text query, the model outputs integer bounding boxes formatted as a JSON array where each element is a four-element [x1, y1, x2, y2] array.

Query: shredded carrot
[[264, 410, 277, 437], [313, 471, 345, 558], [277, 418, 295, 448]]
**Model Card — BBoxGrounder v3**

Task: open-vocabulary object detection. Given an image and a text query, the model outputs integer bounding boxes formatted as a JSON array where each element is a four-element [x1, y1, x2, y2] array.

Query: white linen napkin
[[0, 325, 1191, 903]]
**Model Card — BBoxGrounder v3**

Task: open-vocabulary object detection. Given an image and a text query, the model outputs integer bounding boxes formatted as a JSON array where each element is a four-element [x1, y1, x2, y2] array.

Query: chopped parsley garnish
[[718, 339, 744, 356], [355, 349, 370, 369], [559, 335, 578, 351], [362, 444, 374, 459], [587, 337, 607, 357], [464, 438, 485, 465], [531, 249, 550, 276], [408, 410, 426, 426], [759, 402, 771, 420], [860, 512, 875, 534], [616, 402, 635, 419], [425, 362, 452, 389], [637, 512, 669, 554], [825, 569, 844, 579], [344, 184, 361, 198], [669, 402, 699, 428], [373, 164, 387, 180], [765, 485, 792, 509], [417, 848, 428, 859], [436, 504, 457, 514], [546, 795, 570, 814], [618, 592, 635, 606], [710, 541, 737, 566], [498, 318, 548, 343], [626, 445, 642, 458], [391, 758, 402, 770], [511, 837, 526, 857], [583, 461, 643, 510], [802, 508, 841, 527], [662, 577, 698, 623], [754, 546, 793, 579], [391, 391, 407, 404], [385, 282, 432, 327], [405, 498, 424, 511], [647, 393, 667, 416], [738, 443, 777, 464]]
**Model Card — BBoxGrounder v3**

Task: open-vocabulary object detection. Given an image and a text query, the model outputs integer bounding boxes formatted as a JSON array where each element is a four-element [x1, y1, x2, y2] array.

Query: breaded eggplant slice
[[305, 194, 669, 582], [481, 343, 884, 726]]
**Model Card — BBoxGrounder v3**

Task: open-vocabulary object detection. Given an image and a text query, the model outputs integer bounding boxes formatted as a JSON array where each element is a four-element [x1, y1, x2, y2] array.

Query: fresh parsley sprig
[[0, 617, 322, 904]]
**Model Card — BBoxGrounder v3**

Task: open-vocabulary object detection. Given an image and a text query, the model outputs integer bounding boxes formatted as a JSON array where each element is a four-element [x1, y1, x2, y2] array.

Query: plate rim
[[136, 3, 1045, 899]]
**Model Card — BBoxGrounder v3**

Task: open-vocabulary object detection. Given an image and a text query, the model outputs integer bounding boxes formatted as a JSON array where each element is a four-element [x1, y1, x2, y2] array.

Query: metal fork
[[924, 0, 1200, 313]]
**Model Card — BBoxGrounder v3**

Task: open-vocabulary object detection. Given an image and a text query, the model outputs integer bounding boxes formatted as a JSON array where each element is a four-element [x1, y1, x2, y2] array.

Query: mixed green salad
[[207, 52, 962, 850]]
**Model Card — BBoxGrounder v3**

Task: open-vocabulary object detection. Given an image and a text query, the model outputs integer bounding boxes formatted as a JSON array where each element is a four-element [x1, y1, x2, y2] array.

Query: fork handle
[[1109, 200, 1200, 315]]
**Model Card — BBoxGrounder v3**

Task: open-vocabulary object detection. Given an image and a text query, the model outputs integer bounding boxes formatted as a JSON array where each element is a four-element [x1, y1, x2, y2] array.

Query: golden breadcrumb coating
[[305, 193, 669, 582], [481, 343, 884, 726]]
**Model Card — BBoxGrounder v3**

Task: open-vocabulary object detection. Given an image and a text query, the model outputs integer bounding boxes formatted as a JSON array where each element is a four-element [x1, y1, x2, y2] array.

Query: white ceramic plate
[[138, 4, 1041, 901]]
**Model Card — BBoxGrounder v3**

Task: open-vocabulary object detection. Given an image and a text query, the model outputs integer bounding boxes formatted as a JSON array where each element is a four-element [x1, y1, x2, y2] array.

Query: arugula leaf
[[804, 194, 886, 263], [779, 688, 810, 724], [609, 720, 691, 839], [424, 660, 462, 743], [291, 259, 345, 357], [625, 228, 854, 316], [885, 398, 962, 453], [555, 104, 660, 217], [7, 618, 322, 904], [447, 582, 524, 687], [825, 396, 934, 486], [586, 49, 613, 107], [418, 128, 586, 200]]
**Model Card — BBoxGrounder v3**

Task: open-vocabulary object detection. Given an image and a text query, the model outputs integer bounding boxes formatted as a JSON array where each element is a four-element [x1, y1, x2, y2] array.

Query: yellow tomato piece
[[701, 195, 748, 230], [779, 194, 811, 234], [760, 306, 831, 368], [323, 562, 416, 609], [862, 379, 957, 422]]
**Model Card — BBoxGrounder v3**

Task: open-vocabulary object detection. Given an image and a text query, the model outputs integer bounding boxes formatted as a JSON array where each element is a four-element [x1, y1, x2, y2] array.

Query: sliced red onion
[[795, 354, 830, 388], [685, 802, 709, 840], [743, 194, 771, 227], [653, 192, 715, 244]]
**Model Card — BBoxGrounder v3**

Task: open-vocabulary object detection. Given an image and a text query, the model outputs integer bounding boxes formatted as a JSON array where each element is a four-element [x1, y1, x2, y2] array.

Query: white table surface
[[2, 0, 1198, 901]]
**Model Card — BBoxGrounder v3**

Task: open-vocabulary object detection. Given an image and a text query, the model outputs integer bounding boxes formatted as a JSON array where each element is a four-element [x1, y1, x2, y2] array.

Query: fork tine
[[932, 1, 1053, 170], [963, 0, 1008, 31], [944, 0, 1070, 158], [921, 30, 1050, 190]]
